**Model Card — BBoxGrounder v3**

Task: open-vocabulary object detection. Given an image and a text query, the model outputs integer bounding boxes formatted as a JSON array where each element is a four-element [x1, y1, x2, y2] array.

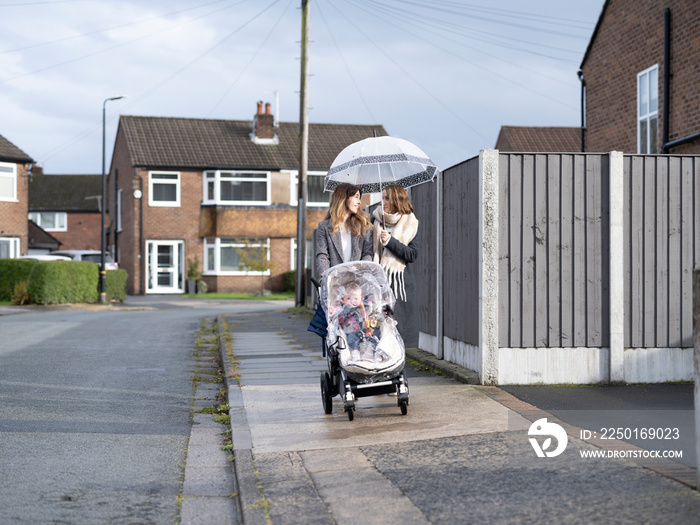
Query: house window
[[0, 237, 20, 258], [0, 162, 17, 202], [203, 171, 270, 205], [637, 65, 658, 154], [203, 237, 271, 275], [289, 171, 330, 206], [149, 171, 180, 207], [291, 238, 313, 271], [28, 212, 67, 231]]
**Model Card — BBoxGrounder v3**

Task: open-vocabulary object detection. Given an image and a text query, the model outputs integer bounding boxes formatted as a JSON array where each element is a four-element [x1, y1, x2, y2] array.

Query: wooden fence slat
[[547, 155, 562, 347], [657, 157, 669, 347], [509, 155, 523, 347], [560, 154, 574, 347], [680, 157, 694, 347], [629, 156, 644, 347], [586, 155, 602, 345], [498, 157, 511, 347], [534, 155, 549, 347], [668, 157, 682, 346], [643, 157, 657, 347], [521, 155, 536, 347], [573, 154, 587, 346]]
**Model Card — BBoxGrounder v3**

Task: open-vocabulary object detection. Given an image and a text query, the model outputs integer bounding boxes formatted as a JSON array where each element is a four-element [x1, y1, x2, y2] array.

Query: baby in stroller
[[316, 261, 409, 419], [323, 261, 404, 376]]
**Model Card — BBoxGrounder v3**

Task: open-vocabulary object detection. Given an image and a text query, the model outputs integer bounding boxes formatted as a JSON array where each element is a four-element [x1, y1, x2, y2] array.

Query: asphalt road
[[0, 297, 288, 524], [502, 384, 696, 468]]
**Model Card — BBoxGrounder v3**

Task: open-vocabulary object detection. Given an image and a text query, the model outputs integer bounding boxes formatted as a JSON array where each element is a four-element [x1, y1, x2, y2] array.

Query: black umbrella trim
[[324, 165, 437, 193], [326, 153, 435, 176]]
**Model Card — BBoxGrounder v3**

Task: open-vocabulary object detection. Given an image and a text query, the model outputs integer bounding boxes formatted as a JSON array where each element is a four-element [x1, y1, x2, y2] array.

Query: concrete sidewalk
[[219, 310, 699, 525]]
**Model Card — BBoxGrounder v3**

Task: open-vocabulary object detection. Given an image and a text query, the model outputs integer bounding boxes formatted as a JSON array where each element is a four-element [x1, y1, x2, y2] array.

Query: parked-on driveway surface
[[0, 297, 288, 524]]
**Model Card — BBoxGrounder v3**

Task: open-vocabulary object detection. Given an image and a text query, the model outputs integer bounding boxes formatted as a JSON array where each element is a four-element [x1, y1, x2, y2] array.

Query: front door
[[146, 241, 184, 294]]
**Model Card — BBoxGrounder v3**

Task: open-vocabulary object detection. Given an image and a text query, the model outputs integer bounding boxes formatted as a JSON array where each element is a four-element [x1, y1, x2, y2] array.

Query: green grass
[[182, 292, 294, 300], [0, 300, 12, 306]]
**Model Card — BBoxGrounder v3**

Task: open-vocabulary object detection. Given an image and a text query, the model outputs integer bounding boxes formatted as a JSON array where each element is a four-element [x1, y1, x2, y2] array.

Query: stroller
[[314, 261, 409, 421]]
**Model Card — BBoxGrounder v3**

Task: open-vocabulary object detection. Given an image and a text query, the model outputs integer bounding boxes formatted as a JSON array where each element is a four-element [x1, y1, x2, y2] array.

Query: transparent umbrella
[[324, 135, 439, 228], [324, 136, 439, 194]]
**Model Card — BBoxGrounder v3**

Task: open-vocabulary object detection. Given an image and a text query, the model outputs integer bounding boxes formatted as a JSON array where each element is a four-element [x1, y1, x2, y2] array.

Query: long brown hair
[[383, 184, 414, 215], [325, 183, 371, 236]]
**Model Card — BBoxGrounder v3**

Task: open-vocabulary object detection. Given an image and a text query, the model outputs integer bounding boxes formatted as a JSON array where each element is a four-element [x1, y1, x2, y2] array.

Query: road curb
[[405, 347, 481, 384], [218, 315, 268, 525]]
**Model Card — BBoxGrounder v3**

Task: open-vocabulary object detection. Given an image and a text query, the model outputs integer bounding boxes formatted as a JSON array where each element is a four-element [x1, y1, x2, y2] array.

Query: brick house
[[580, 0, 700, 154], [0, 134, 33, 258], [28, 171, 104, 252], [110, 103, 387, 295], [495, 1, 699, 155], [495, 126, 581, 153]]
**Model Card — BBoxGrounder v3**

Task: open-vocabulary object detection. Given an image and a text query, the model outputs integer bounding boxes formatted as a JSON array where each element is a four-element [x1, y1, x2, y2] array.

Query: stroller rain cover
[[321, 261, 405, 378]]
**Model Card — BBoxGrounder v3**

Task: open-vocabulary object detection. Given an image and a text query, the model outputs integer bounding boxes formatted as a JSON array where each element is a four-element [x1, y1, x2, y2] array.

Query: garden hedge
[[0, 259, 128, 304]]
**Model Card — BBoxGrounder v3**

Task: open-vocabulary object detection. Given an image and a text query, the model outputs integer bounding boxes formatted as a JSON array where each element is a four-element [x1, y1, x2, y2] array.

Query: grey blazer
[[314, 219, 374, 277]]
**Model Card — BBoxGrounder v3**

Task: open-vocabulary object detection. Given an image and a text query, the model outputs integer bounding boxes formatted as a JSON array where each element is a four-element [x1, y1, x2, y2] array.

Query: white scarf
[[372, 206, 418, 301]]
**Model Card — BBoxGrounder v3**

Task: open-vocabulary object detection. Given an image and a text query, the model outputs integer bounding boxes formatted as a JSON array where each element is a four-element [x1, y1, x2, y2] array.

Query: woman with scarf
[[372, 184, 420, 348]]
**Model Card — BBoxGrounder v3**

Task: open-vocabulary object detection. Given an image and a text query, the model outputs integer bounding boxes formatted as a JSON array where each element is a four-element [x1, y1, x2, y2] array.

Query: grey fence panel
[[443, 158, 480, 345], [412, 179, 437, 337], [624, 155, 700, 348], [499, 153, 608, 348], [680, 157, 697, 346]]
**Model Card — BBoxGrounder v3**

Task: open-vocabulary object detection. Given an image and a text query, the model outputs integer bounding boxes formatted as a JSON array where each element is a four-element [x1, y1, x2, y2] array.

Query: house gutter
[[577, 70, 586, 152], [662, 8, 671, 152], [660, 8, 700, 154], [134, 170, 144, 295]]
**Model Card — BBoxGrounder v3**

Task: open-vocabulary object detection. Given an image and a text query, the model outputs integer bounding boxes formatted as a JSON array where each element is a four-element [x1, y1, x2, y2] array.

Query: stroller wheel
[[321, 373, 333, 414], [347, 406, 354, 421], [399, 400, 408, 415]]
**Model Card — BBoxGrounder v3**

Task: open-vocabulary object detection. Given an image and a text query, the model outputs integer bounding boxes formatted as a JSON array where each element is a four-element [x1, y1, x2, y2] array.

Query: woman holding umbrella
[[315, 182, 374, 277], [372, 184, 420, 348]]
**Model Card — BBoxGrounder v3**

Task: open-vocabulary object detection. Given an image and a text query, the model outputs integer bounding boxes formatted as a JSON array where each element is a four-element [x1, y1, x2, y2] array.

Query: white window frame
[[637, 64, 659, 154], [148, 171, 181, 207], [288, 170, 330, 207], [203, 237, 271, 275], [0, 237, 20, 258], [0, 162, 17, 202], [290, 237, 313, 271], [28, 211, 67, 232], [202, 170, 270, 206]]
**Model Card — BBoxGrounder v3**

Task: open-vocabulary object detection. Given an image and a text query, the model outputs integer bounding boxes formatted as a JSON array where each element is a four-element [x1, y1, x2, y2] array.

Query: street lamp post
[[101, 95, 126, 303]]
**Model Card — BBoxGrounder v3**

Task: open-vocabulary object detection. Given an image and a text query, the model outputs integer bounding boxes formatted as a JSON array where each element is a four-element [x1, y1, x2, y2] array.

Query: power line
[[205, 0, 294, 118], [36, 0, 282, 163], [324, 0, 491, 143], [0, 0, 229, 55], [315, 0, 378, 124], [0, 0, 248, 84]]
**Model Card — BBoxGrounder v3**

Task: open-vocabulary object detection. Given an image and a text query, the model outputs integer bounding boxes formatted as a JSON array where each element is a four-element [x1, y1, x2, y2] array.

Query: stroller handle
[[310, 277, 321, 290]]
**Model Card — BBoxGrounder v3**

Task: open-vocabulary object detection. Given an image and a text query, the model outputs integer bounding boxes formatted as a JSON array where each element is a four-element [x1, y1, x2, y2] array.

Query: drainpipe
[[662, 8, 671, 153], [134, 170, 144, 295], [577, 70, 586, 152]]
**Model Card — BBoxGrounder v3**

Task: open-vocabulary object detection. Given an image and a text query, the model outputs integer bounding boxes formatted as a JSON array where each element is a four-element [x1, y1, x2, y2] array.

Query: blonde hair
[[383, 184, 414, 215], [325, 183, 371, 236]]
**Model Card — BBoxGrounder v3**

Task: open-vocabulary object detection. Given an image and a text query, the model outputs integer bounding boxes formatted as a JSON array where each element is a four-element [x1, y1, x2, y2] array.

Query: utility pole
[[296, 0, 309, 307]]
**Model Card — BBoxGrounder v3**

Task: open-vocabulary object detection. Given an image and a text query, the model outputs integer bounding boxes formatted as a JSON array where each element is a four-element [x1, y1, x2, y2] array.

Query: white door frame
[[145, 240, 184, 294]]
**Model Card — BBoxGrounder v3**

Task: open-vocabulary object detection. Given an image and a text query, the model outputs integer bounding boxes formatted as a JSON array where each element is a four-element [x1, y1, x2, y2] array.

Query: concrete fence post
[[694, 268, 700, 491], [480, 149, 499, 385], [609, 151, 625, 383]]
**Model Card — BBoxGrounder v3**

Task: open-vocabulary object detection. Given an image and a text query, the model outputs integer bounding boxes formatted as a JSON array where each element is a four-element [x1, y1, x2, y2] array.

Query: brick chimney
[[252, 100, 276, 143]]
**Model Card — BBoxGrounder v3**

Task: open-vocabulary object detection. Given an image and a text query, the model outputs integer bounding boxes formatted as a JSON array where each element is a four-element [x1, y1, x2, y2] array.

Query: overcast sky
[[1, 0, 604, 174]]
